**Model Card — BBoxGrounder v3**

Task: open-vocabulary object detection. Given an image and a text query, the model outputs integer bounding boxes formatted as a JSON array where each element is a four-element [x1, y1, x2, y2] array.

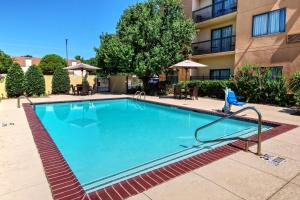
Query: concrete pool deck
[[0, 94, 299, 200]]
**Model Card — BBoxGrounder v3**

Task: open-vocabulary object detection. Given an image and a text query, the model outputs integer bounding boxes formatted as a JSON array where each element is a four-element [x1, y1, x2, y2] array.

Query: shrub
[[231, 64, 288, 106], [177, 80, 230, 99], [294, 90, 300, 107], [24, 65, 45, 96], [5, 63, 24, 97], [39, 54, 66, 75], [0, 50, 13, 74], [52, 67, 70, 94], [290, 71, 300, 92]]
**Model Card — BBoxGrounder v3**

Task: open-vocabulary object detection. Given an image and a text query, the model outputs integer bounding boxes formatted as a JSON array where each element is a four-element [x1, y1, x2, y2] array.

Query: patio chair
[[227, 91, 246, 107], [88, 84, 97, 95], [81, 84, 90, 96], [71, 85, 78, 95], [174, 86, 182, 99], [191, 86, 199, 100]]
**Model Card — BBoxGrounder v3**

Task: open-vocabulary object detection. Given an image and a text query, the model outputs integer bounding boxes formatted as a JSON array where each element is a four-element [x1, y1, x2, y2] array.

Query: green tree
[[0, 50, 14, 74], [116, 0, 194, 88], [5, 63, 24, 97], [95, 33, 133, 75], [52, 67, 70, 94], [24, 65, 45, 96], [39, 54, 67, 75]]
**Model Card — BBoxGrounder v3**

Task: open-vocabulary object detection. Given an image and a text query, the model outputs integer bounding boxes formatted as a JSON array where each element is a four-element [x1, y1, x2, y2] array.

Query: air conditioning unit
[[287, 33, 300, 43]]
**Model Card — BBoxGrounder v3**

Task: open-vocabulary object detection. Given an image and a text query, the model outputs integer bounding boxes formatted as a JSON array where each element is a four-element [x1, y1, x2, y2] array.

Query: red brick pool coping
[[23, 99, 298, 200]]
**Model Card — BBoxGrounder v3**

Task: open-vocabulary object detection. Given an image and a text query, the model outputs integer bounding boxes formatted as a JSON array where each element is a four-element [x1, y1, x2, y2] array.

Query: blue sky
[[0, 0, 142, 59]]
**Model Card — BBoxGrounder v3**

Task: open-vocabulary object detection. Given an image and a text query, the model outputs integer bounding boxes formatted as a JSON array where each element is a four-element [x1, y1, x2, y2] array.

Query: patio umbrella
[[169, 60, 207, 98], [63, 63, 101, 82]]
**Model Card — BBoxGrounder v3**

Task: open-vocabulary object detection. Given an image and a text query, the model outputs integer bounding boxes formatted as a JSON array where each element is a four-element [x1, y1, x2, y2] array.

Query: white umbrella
[[64, 63, 101, 82], [169, 60, 207, 70], [169, 60, 207, 98], [64, 63, 100, 71]]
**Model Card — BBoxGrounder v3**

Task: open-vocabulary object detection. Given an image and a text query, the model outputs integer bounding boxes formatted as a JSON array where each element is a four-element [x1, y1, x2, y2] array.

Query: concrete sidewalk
[[0, 94, 299, 200]]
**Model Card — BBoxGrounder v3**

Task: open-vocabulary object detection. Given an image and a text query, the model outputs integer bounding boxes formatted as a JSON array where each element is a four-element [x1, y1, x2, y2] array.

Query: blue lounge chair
[[227, 91, 246, 107]]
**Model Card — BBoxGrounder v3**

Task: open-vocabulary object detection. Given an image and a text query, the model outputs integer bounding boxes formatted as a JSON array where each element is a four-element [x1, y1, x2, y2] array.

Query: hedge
[[52, 67, 70, 94], [24, 65, 45, 96], [5, 63, 24, 97], [174, 64, 293, 106], [177, 80, 230, 99], [231, 64, 288, 106]]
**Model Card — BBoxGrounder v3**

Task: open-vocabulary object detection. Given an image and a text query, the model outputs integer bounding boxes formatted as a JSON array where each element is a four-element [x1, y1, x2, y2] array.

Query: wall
[[235, 0, 300, 77], [109, 75, 127, 94], [178, 68, 191, 81], [192, 0, 212, 11], [0, 75, 96, 98], [191, 54, 235, 76], [181, 0, 193, 18], [195, 18, 236, 42]]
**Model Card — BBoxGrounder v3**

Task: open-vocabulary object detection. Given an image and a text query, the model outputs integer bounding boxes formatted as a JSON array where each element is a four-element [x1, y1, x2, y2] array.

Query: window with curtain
[[210, 69, 231, 80], [211, 26, 233, 53], [252, 8, 286, 37]]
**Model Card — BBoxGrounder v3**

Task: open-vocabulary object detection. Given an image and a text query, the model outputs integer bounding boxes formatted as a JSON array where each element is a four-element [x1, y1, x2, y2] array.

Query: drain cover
[[260, 154, 286, 166]]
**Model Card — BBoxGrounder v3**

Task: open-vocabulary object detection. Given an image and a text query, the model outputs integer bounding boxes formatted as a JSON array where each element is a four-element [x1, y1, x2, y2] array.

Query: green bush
[[177, 80, 230, 99], [39, 54, 66, 75], [5, 63, 24, 97], [0, 50, 13, 74], [231, 64, 288, 106], [24, 65, 45, 96], [290, 71, 300, 92], [52, 67, 70, 94], [294, 90, 300, 107]]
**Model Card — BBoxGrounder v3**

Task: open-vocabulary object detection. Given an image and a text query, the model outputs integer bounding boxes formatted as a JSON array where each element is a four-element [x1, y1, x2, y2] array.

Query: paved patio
[[0, 94, 299, 200]]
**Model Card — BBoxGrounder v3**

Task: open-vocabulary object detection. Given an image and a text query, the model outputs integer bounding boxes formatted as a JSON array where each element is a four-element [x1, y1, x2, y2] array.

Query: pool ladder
[[194, 107, 262, 155], [17, 95, 33, 108], [134, 91, 146, 100]]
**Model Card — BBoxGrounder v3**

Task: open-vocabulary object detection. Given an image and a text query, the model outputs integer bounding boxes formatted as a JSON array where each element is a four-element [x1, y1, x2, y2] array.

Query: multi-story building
[[186, 0, 300, 81]]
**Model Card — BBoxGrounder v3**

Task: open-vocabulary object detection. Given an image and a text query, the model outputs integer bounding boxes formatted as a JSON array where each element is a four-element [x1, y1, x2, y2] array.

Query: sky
[[0, 0, 142, 59]]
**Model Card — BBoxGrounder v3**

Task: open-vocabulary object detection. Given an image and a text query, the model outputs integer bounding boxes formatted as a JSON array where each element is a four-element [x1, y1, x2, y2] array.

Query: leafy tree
[[5, 63, 24, 97], [52, 67, 70, 94], [95, 0, 194, 90], [39, 54, 67, 75], [74, 55, 84, 62], [24, 65, 45, 96], [116, 0, 194, 88], [95, 33, 133, 75], [0, 50, 14, 74]]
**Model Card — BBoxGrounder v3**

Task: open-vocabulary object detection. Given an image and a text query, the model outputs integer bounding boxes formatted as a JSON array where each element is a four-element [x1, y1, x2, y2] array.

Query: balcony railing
[[193, 0, 237, 23], [192, 35, 236, 55]]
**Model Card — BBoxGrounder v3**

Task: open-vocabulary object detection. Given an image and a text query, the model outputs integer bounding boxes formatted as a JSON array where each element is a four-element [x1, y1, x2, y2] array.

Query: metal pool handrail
[[194, 106, 262, 155], [133, 91, 146, 100], [17, 95, 33, 108]]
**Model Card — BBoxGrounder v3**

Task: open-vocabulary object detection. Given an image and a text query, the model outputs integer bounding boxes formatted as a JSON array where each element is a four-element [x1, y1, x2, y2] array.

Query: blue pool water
[[35, 99, 272, 192]]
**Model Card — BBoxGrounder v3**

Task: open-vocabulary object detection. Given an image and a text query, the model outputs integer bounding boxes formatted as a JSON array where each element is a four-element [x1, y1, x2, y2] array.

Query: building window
[[25, 59, 32, 67], [261, 66, 283, 79], [211, 25, 233, 53], [252, 8, 286, 37], [210, 69, 231, 80]]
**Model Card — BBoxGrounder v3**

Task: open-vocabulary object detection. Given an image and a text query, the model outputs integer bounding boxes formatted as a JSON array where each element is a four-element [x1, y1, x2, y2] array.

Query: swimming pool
[[34, 98, 272, 192]]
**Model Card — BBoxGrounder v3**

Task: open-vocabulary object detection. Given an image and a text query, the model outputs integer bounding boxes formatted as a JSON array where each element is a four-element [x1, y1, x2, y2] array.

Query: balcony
[[192, 35, 236, 55], [193, 0, 237, 24]]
